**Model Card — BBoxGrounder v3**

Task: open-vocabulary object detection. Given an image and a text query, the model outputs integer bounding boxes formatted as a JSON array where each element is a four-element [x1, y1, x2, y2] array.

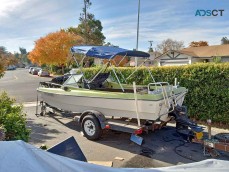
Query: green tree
[[19, 47, 31, 65], [19, 47, 27, 55], [67, 0, 105, 45], [0, 46, 7, 54], [221, 37, 229, 44]]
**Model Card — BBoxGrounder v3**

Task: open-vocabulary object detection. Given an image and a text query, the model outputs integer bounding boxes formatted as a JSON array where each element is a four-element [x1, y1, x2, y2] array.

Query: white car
[[38, 69, 50, 77], [29, 67, 34, 73]]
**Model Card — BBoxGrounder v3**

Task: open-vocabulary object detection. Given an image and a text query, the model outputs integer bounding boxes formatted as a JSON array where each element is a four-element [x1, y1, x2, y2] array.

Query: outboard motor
[[169, 105, 204, 141]]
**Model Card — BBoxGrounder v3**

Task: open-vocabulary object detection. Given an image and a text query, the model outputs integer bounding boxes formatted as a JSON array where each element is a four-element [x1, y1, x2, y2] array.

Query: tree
[[0, 46, 17, 71], [189, 41, 209, 47], [156, 38, 184, 53], [18, 47, 31, 65], [0, 47, 6, 71], [19, 47, 27, 55], [221, 37, 229, 44], [28, 30, 83, 73], [67, 0, 105, 45], [0, 46, 7, 55], [0, 58, 4, 78]]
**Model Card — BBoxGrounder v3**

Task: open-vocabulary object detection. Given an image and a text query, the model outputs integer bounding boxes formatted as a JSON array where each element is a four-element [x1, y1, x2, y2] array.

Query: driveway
[[0, 69, 229, 168]]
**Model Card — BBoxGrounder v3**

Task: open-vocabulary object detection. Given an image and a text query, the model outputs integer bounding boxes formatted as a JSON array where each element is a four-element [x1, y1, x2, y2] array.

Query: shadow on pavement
[[121, 127, 229, 167], [30, 112, 229, 167], [47, 112, 82, 132], [27, 118, 61, 145]]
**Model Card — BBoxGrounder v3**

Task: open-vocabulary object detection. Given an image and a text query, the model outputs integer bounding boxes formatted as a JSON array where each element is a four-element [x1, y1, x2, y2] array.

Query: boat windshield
[[63, 74, 83, 87]]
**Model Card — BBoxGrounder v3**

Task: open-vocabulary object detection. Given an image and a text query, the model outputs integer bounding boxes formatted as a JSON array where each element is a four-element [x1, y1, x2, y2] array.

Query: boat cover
[[0, 140, 228, 172], [70, 46, 150, 59]]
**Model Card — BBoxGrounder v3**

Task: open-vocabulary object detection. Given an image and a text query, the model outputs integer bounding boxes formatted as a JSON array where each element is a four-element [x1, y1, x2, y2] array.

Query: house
[[129, 51, 161, 66], [155, 44, 229, 66]]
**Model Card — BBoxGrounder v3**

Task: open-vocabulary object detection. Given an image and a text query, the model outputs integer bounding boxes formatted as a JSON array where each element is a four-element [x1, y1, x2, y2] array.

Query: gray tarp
[[0, 140, 228, 172]]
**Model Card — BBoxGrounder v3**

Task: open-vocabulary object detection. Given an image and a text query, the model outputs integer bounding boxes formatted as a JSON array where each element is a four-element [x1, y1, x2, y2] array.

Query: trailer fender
[[79, 110, 106, 129]]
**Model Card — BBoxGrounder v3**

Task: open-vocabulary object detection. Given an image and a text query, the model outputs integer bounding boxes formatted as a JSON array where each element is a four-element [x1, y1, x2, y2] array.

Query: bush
[[0, 92, 30, 141], [82, 63, 229, 124]]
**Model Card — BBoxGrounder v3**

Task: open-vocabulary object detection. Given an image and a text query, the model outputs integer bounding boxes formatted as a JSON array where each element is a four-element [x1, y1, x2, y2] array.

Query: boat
[[38, 46, 188, 122], [37, 46, 204, 142]]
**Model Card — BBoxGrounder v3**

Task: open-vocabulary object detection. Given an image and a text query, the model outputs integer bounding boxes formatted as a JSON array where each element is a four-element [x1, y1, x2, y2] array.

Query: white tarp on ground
[[0, 140, 228, 172]]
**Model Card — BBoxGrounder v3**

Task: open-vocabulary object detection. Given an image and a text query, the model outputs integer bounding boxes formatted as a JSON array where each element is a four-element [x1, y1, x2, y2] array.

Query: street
[[0, 68, 50, 103], [0, 69, 228, 168]]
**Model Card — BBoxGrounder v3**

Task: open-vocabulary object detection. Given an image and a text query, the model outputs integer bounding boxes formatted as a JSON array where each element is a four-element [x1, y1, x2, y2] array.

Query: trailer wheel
[[82, 115, 102, 140]]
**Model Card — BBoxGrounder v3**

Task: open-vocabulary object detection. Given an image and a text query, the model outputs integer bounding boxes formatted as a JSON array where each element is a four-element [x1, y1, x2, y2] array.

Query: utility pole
[[135, 0, 140, 67], [148, 41, 153, 52]]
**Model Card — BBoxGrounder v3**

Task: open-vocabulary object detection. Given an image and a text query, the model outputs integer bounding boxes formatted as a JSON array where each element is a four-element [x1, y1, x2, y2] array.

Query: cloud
[[101, 1, 229, 51], [0, 0, 229, 53], [0, 0, 82, 53], [0, 0, 28, 17]]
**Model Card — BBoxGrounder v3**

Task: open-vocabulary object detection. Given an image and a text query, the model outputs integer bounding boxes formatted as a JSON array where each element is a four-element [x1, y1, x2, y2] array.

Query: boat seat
[[84, 72, 110, 89]]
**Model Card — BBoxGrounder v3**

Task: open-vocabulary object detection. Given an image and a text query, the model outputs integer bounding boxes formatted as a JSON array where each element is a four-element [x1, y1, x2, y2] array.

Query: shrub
[[82, 63, 229, 124], [0, 92, 30, 141]]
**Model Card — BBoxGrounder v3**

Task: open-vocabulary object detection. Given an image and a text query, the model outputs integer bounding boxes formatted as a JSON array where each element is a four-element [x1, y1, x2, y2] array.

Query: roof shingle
[[180, 44, 229, 57]]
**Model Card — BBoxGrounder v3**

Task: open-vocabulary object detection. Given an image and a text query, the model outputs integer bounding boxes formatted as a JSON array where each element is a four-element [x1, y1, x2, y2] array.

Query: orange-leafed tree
[[29, 30, 83, 73], [189, 41, 209, 47]]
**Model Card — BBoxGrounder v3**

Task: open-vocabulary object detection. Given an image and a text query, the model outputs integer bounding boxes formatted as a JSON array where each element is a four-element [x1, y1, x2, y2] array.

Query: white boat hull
[[38, 89, 186, 121]]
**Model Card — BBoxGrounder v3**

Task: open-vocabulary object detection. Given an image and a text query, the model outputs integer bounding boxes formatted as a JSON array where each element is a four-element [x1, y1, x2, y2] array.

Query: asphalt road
[[0, 69, 228, 168], [0, 68, 50, 103]]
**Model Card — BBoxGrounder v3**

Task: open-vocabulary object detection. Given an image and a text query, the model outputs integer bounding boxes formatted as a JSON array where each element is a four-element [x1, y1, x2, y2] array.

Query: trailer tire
[[82, 115, 102, 140]]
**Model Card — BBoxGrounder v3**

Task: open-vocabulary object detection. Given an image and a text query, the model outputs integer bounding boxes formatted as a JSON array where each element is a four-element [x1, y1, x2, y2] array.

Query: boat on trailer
[[37, 46, 202, 142]]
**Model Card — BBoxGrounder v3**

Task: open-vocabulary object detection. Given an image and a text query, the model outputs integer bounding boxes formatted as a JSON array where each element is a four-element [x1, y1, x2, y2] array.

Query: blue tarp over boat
[[70, 46, 150, 59]]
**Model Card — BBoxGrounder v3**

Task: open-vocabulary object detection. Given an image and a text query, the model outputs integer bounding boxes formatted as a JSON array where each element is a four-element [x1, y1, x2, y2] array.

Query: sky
[[0, 0, 229, 53]]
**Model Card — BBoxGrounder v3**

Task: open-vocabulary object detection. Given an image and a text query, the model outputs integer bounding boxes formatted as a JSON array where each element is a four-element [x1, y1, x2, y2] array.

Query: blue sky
[[0, 0, 228, 53]]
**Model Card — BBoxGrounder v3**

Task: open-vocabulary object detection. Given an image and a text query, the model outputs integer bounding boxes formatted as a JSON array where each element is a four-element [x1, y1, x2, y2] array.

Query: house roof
[[155, 44, 229, 60], [180, 44, 229, 57], [154, 50, 193, 60]]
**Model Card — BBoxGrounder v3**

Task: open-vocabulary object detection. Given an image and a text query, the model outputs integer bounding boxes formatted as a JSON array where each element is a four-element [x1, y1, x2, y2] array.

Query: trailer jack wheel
[[81, 115, 102, 140], [40, 104, 46, 116]]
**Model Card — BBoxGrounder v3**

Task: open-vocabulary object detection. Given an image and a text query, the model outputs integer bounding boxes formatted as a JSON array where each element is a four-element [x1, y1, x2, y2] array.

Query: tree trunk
[[62, 65, 64, 75]]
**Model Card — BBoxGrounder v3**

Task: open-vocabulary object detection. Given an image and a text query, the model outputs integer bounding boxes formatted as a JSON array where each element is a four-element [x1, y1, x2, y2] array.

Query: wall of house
[[191, 57, 213, 63], [158, 52, 191, 66]]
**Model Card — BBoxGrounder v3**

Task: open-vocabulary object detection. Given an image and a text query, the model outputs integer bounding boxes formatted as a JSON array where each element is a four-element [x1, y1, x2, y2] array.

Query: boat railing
[[147, 82, 172, 110], [39, 81, 62, 88], [126, 58, 155, 83]]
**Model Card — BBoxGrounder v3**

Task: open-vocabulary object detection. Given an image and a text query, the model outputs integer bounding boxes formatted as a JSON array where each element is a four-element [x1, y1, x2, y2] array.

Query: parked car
[[7, 65, 16, 70], [38, 69, 50, 77], [25, 65, 31, 69], [29, 67, 34, 73], [31, 68, 41, 75]]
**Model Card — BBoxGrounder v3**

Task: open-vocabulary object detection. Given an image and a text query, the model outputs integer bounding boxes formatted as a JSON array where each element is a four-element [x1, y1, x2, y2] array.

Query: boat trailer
[[37, 100, 203, 144], [36, 100, 229, 158]]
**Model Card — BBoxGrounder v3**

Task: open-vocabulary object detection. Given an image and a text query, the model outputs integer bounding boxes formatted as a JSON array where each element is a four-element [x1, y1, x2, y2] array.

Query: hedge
[[82, 63, 229, 124]]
